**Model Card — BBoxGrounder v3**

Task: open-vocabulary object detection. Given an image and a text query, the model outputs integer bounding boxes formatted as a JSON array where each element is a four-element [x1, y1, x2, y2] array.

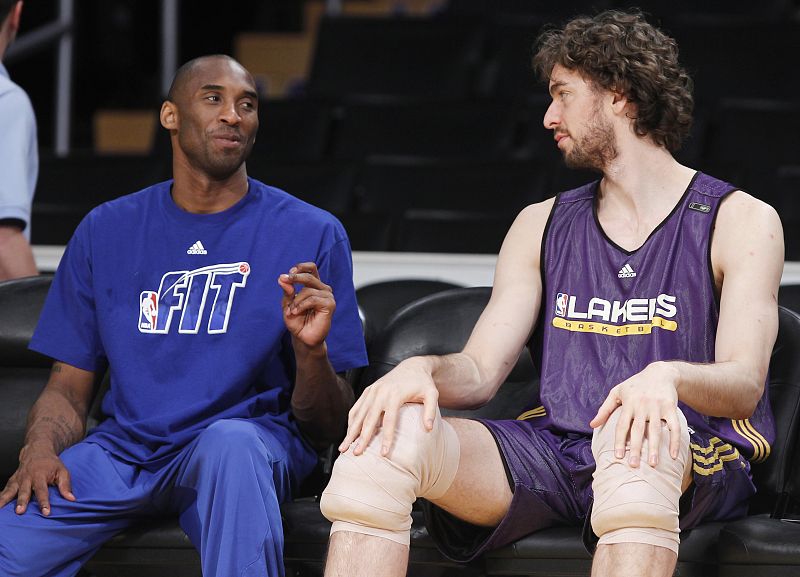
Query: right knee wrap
[[590, 408, 690, 554], [320, 404, 460, 546]]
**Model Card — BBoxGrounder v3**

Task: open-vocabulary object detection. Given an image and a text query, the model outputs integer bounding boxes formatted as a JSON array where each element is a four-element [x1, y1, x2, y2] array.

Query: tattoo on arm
[[39, 415, 79, 452]]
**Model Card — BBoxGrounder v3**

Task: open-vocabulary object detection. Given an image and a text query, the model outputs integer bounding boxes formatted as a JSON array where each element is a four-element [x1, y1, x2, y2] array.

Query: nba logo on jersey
[[139, 292, 158, 330], [555, 293, 569, 317]]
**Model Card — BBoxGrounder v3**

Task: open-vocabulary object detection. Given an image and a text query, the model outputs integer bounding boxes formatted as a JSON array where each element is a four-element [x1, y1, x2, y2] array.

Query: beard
[[562, 105, 618, 172]]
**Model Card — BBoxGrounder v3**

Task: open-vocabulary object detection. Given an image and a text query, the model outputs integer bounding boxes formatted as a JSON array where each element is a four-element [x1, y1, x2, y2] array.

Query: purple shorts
[[421, 418, 756, 563]]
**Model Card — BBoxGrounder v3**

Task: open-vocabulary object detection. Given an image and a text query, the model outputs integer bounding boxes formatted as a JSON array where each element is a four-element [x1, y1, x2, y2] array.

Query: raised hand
[[278, 262, 335, 348]]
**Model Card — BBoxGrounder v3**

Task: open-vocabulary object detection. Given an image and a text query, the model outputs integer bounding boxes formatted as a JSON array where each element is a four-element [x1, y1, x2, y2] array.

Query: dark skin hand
[[279, 262, 354, 448], [0, 363, 94, 515]]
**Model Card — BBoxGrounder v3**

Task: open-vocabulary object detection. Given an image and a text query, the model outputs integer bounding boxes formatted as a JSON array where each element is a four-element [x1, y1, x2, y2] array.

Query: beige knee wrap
[[591, 408, 690, 555], [320, 404, 460, 546]]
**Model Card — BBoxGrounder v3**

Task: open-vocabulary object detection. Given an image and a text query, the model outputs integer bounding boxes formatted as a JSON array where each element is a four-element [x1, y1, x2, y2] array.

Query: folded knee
[[320, 404, 460, 545], [193, 419, 278, 465]]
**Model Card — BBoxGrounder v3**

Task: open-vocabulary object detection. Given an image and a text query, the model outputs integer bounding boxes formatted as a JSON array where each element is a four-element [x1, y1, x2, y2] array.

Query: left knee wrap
[[590, 408, 690, 555], [320, 404, 460, 546]]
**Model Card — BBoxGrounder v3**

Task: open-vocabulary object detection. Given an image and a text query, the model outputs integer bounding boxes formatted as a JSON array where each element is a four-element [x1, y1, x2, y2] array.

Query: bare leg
[[592, 543, 677, 577], [323, 416, 512, 577], [429, 418, 513, 526], [325, 532, 409, 577]]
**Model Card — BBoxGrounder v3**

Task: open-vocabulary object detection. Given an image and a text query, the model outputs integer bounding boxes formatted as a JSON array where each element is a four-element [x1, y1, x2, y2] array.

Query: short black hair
[[166, 54, 241, 102]]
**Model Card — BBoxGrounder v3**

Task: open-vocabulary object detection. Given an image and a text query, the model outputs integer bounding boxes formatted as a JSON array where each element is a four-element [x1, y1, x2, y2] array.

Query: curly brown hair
[[533, 10, 693, 153]]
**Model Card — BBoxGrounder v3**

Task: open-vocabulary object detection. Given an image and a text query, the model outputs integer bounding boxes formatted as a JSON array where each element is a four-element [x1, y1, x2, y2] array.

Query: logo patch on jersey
[[552, 292, 678, 336], [187, 240, 208, 255], [617, 263, 637, 278], [688, 202, 711, 214], [138, 262, 250, 334], [555, 293, 569, 317]]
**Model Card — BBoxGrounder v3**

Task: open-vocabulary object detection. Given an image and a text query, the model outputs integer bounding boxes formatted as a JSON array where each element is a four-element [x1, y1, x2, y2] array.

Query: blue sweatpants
[[0, 419, 295, 577]]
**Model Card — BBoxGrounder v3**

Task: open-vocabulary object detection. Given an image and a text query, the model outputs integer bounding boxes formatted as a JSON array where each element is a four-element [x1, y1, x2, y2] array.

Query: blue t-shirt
[[30, 178, 367, 476]]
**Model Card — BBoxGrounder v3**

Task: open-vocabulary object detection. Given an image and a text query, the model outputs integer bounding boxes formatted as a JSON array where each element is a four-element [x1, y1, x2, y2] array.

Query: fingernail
[[381, 445, 388, 456], [426, 419, 434, 429], [615, 449, 624, 459], [650, 455, 658, 466], [15, 505, 23, 513], [280, 274, 289, 280]]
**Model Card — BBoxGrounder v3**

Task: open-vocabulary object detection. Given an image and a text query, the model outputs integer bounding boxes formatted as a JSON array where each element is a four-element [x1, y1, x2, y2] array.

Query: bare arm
[[341, 199, 553, 456], [0, 361, 96, 515], [291, 341, 354, 449], [279, 262, 355, 449], [591, 192, 783, 466], [0, 223, 37, 281]]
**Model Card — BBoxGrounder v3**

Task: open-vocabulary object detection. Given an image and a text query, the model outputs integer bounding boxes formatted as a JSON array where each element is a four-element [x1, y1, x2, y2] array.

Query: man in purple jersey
[[320, 9, 783, 577]]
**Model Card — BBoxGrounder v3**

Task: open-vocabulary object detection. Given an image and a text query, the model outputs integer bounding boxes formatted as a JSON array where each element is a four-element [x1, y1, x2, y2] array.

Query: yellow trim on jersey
[[732, 419, 771, 463], [690, 437, 743, 476], [517, 406, 547, 421], [551, 316, 678, 336]]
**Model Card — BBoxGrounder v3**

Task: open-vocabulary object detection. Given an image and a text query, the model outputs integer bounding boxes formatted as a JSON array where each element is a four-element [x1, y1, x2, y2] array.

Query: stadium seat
[[354, 157, 548, 215], [4, 279, 800, 576], [246, 160, 358, 214], [331, 100, 524, 160], [33, 154, 170, 246], [307, 16, 484, 100], [717, 306, 800, 576], [671, 22, 800, 103], [394, 210, 513, 254], [250, 98, 335, 162], [355, 278, 463, 346]]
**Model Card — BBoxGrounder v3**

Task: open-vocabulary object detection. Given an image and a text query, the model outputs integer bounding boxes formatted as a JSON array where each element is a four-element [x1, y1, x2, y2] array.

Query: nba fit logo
[[139, 262, 251, 334]]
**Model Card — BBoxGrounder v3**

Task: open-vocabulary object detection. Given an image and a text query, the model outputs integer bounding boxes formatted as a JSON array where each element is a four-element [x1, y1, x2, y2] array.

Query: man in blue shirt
[[0, 0, 38, 280], [0, 54, 367, 577]]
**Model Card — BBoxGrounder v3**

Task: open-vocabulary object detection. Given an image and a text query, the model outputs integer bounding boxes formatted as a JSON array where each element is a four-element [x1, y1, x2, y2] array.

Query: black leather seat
[[355, 279, 464, 347], [0, 276, 53, 485], [5, 278, 800, 577], [286, 289, 800, 577], [0, 276, 325, 577], [716, 306, 800, 577]]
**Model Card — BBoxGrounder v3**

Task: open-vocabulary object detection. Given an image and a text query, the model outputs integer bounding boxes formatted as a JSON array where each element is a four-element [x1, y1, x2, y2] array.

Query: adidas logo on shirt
[[187, 241, 208, 255], [617, 263, 636, 278]]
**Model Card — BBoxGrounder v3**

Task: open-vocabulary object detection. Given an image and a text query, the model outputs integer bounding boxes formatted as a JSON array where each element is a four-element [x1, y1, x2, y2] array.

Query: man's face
[[171, 58, 259, 180], [543, 64, 617, 172]]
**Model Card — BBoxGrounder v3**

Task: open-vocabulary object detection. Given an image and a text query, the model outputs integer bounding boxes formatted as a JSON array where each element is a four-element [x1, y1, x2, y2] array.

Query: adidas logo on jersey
[[187, 241, 208, 255], [618, 263, 636, 278]]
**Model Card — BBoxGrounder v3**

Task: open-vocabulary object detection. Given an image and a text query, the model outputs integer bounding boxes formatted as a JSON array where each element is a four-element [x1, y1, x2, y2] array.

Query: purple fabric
[[423, 419, 755, 562], [423, 172, 771, 561], [533, 172, 775, 460], [422, 419, 593, 562]]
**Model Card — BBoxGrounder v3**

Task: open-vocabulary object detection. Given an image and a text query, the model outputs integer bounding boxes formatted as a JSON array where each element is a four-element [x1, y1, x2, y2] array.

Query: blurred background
[[6, 0, 800, 269]]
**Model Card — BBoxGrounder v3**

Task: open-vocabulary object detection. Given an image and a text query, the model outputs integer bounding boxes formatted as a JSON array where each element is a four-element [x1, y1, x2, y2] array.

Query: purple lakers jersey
[[526, 172, 775, 465]]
